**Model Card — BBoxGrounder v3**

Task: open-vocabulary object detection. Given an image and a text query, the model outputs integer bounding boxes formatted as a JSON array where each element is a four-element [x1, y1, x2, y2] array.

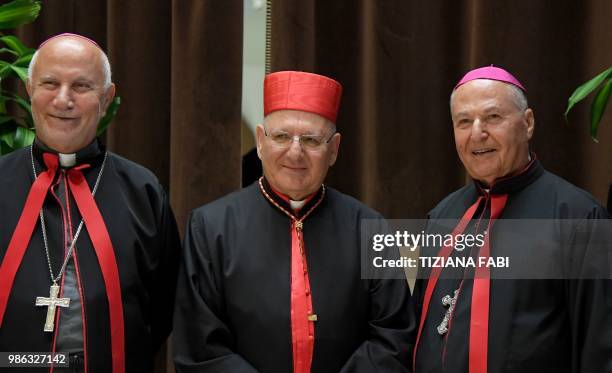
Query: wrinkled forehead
[[265, 109, 332, 132]]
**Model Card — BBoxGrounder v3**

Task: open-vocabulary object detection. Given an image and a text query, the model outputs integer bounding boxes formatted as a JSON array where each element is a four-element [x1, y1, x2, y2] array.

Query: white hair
[[263, 112, 337, 134], [450, 81, 528, 111], [27, 46, 112, 90]]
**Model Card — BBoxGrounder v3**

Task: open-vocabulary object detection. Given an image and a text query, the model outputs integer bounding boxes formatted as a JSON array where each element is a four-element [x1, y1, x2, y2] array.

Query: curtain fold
[[105, 0, 173, 190], [169, 0, 243, 232]]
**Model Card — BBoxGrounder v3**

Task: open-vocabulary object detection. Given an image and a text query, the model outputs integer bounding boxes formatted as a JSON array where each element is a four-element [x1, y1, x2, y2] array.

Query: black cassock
[[173, 179, 415, 372], [414, 158, 612, 373], [0, 140, 180, 372]]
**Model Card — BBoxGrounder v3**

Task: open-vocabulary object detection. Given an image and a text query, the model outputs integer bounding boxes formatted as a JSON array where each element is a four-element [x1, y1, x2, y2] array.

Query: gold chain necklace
[[258, 177, 325, 254]]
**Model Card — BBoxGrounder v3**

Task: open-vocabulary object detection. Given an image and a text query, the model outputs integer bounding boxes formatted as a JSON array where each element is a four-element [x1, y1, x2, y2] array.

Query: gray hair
[[450, 81, 528, 111], [27, 47, 112, 90], [263, 112, 337, 135]]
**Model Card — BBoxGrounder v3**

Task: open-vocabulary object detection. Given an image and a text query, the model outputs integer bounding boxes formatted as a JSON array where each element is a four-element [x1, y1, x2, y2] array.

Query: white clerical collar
[[290, 199, 306, 210], [59, 153, 77, 168]]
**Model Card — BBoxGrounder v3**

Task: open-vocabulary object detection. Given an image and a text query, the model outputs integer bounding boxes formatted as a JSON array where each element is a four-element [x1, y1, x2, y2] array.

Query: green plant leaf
[[0, 141, 12, 155], [3, 91, 33, 127], [0, 47, 19, 56], [0, 0, 41, 29], [565, 67, 612, 118], [97, 96, 121, 136], [0, 114, 14, 125], [0, 61, 11, 79], [0, 35, 28, 56], [13, 52, 33, 67], [13, 125, 34, 148], [6, 99, 32, 127], [0, 143, 11, 154], [25, 112, 33, 128], [589, 77, 612, 142], [5, 93, 31, 113], [0, 121, 17, 148], [10, 65, 28, 82], [0, 96, 6, 114]]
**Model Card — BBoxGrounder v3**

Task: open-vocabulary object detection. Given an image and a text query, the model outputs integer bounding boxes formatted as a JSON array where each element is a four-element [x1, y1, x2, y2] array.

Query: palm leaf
[[0, 0, 41, 29], [97, 96, 121, 136], [565, 67, 612, 118], [10, 65, 28, 82], [0, 47, 19, 56], [5, 93, 31, 115], [0, 35, 28, 56], [13, 53, 34, 67], [0, 121, 16, 148], [13, 125, 34, 148], [589, 78, 612, 142]]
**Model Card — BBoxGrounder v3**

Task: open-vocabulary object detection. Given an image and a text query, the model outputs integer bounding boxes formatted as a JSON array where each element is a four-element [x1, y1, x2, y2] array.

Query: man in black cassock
[[0, 34, 180, 372], [413, 66, 612, 372], [173, 71, 415, 372]]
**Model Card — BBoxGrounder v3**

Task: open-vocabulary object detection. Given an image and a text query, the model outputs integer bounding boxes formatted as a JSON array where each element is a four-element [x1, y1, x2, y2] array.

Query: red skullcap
[[264, 71, 343, 123]]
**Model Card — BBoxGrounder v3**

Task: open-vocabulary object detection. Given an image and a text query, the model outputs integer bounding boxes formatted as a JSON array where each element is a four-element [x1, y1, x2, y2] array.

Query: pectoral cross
[[437, 289, 459, 335], [35, 284, 70, 332]]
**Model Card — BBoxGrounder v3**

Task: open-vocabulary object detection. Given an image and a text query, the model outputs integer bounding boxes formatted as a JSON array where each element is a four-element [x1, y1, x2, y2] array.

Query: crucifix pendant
[[35, 284, 70, 332], [437, 289, 459, 335]]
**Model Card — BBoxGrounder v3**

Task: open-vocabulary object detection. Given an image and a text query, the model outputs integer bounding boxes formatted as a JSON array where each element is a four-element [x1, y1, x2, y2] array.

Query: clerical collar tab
[[33, 138, 104, 169], [59, 153, 77, 168], [290, 199, 307, 210]]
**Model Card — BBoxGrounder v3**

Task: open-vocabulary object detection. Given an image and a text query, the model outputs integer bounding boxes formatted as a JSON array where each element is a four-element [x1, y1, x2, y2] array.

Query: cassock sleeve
[[339, 252, 416, 372], [148, 187, 181, 353], [173, 211, 259, 373], [566, 208, 612, 372]]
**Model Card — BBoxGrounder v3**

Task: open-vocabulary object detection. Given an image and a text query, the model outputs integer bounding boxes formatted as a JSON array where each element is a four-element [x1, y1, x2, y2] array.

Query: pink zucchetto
[[455, 65, 526, 92], [38, 33, 101, 50]]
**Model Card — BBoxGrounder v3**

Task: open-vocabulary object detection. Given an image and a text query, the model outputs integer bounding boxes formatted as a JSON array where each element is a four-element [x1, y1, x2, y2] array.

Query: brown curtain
[[270, 0, 612, 218], [169, 1, 243, 232]]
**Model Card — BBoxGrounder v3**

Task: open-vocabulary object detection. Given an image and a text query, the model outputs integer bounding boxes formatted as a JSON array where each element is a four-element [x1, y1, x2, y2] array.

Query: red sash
[[258, 178, 323, 373], [0, 154, 58, 325], [0, 154, 125, 373], [414, 194, 507, 373], [67, 165, 125, 373], [290, 221, 315, 373]]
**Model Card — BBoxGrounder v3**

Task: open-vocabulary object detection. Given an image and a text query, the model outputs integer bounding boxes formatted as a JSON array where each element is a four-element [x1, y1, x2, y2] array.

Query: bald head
[[28, 34, 112, 89]]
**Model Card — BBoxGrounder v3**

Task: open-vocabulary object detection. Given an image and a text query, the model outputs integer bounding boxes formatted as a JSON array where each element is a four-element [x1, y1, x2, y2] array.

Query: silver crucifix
[[437, 289, 459, 335], [35, 284, 70, 332]]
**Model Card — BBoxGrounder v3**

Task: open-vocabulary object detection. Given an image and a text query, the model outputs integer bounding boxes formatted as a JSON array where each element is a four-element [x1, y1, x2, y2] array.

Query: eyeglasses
[[264, 127, 336, 150]]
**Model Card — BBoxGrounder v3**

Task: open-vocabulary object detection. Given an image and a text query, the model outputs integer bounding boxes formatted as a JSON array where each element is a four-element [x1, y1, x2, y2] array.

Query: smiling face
[[256, 110, 341, 200], [26, 36, 115, 153], [451, 79, 534, 186]]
